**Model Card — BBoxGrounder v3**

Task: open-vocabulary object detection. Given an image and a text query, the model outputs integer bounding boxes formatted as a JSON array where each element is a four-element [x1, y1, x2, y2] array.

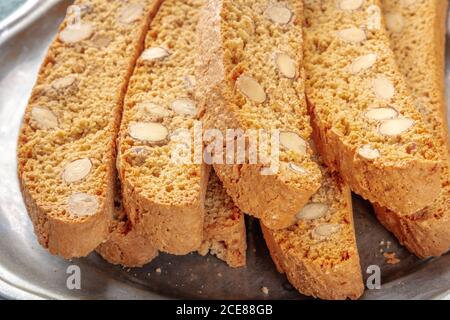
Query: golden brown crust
[[374, 0, 450, 259], [122, 164, 209, 255], [196, 0, 322, 230], [17, 0, 162, 258], [96, 221, 158, 268]]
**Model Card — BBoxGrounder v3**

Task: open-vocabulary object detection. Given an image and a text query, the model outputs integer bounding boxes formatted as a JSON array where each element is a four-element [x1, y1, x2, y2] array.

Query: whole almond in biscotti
[[350, 53, 377, 74], [196, 0, 322, 230], [303, 0, 441, 215], [338, 27, 366, 43], [296, 203, 329, 221], [17, 0, 163, 259], [374, 0, 450, 259], [62, 158, 92, 183], [275, 53, 297, 79], [357, 145, 381, 160], [67, 193, 99, 217], [129, 122, 169, 144], [339, 0, 363, 11], [117, 0, 209, 255], [30, 107, 58, 129], [141, 47, 170, 61], [117, 3, 143, 24], [59, 23, 94, 43]]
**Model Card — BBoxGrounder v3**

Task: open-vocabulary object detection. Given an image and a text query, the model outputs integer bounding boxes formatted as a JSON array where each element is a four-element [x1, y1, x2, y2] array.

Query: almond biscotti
[[373, 0, 450, 258], [196, 0, 323, 229], [98, 170, 247, 268], [261, 165, 364, 300], [198, 171, 247, 268], [117, 0, 209, 255], [303, 0, 442, 215], [17, 0, 162, 258]]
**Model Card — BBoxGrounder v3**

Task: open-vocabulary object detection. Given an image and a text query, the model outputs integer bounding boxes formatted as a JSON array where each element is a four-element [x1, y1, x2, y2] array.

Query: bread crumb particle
[[217, 272, 222, 277], [383, 252, 400, 265], [156, 267, 162, 274], [261, 286, 269, 295]]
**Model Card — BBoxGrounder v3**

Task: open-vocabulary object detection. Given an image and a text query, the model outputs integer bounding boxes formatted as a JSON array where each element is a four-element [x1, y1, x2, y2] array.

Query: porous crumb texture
[[196, 0, 323, 230], [98, 170, 246, 268], [96, 176, 158, 268], [17, 0, 161, 258], [303, 0, 442, 215], [198, 171, 247, 268], [374, 0, 450, 258], [118, 0, 209, 254], [261, 165, 364, 300]]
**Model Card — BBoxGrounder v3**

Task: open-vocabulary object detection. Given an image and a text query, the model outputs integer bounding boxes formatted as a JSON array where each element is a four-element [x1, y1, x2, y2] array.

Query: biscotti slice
[[17, 0, 162, 258], [373, 0, 450, 258], [261, 165, 364, 300], [198, 170, 247, 268], [117, 0, 210, 254], [98, 170, 247, 268], [196, 0, 323, 230], [303, 0, 442, 215]]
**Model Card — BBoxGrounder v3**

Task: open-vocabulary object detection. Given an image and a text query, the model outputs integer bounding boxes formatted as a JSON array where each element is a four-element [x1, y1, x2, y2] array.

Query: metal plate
[[0, 0, 449, 300]]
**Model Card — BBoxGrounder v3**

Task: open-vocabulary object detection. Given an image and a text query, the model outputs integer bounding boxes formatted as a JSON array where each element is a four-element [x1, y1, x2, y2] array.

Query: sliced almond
[[337, 27, 366, 43], [118, 3, 143, 24], [141, 47, 170, 61], [296, 203, 329, 221], [357, 145, 381, 160], [62, 158, 92, 183], [366, 5, 381, 30], [59, 23, 94, 43], [236, 75, 266, 104], [129, 122, 169, 143], [67, 193, 98, 217], [364, 107, 398, 121], [378, 118, 414, 136], [400, 0, 416, 7], [280, 132, 307, 155], [51, 75, 76, 90], [339, 0, 363, 11], [350, 53, 377, 74], [312, 224, 341, 240], [288, 162, 307, 174], [171, 99, 197, 117], [136, 102, 171, 118], [275, 53, 296, 79], [91, 33, 112, 48], [372, 75, 395, 100], [266, 4, 292, 25], [385, 12, 404, 33], [31, 107, 58, 130]]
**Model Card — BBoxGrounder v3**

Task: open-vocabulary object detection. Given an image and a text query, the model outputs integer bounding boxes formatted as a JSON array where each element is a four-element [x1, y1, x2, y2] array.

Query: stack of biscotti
[[197, 0, 363, 300], [196, 0, 323, 229], [303, 0, 442, 215], [98, 170, 247, 268], [17, 0, 162, 258], [115, 0, 247, 266], [373, 0, 450, 258]]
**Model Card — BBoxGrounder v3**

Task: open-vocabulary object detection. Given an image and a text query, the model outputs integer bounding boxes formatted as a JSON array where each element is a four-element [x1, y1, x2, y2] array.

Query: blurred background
[[0, 0, 27, 21]]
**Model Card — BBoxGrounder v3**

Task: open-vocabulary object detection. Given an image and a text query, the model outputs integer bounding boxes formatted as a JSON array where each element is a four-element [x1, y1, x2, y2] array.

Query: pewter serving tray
[[0, 0, 449, 300]]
